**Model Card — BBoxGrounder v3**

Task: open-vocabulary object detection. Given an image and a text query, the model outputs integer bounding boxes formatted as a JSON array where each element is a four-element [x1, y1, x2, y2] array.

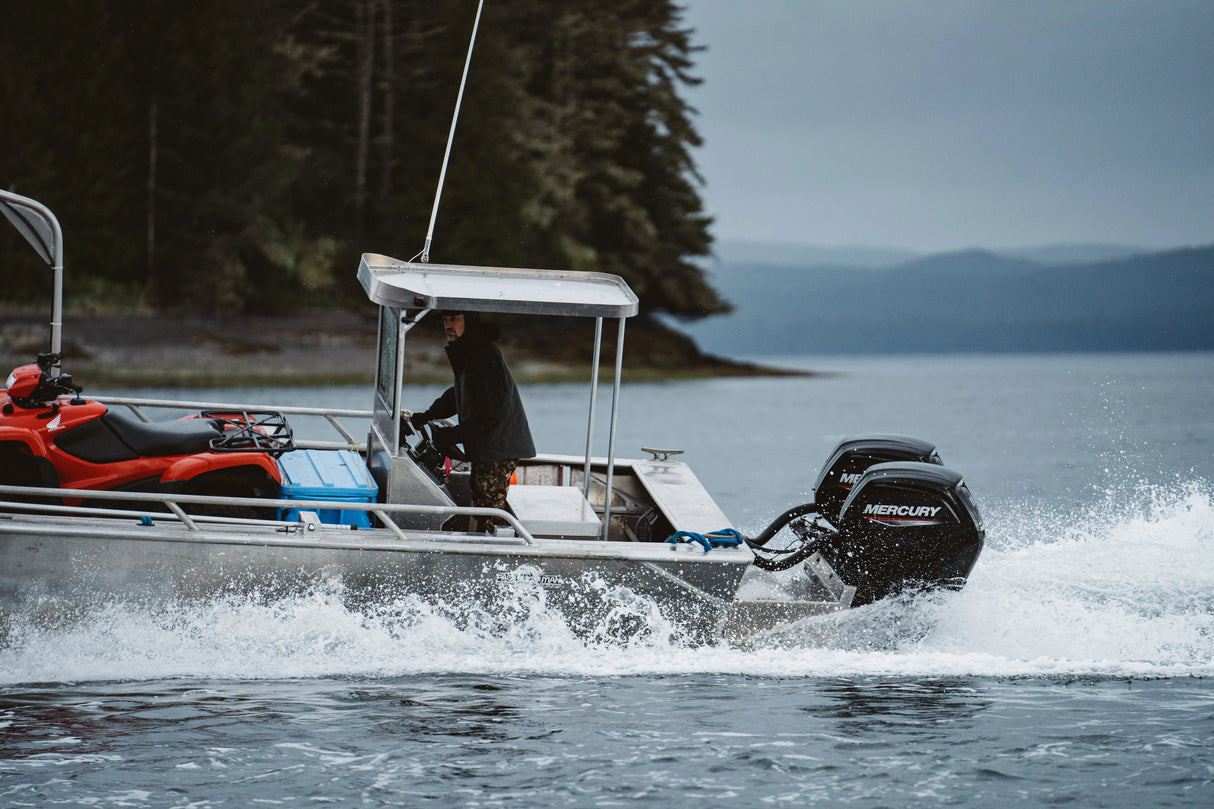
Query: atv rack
[[203, 410, 295, 457]]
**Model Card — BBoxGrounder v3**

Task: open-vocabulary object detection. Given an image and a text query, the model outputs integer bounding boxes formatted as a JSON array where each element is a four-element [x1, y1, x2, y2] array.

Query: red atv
[[1, 353, 292, 513]]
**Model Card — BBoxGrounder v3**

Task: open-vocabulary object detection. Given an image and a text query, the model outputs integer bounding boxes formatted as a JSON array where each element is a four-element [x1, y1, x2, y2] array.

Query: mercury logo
[[861, 503, 946, 526], [839, 472, 863, 486], [863, 504, 942, 518]]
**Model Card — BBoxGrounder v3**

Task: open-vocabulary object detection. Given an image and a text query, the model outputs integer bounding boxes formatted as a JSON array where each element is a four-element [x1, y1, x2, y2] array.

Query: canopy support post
[[391, 308, 429, 452], [601, 317, 626, 540], [582, 317, 603, 501]]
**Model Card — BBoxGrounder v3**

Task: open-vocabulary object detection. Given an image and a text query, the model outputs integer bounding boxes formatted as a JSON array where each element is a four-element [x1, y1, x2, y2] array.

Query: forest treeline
[[0, 0, 726, 318]]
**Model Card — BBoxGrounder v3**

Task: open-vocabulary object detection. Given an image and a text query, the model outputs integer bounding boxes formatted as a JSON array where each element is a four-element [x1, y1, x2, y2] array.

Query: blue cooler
[[277, 449, 379, 529]]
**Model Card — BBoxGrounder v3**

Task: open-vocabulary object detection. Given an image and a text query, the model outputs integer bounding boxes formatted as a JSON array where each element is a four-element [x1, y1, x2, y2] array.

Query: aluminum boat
[[0, 190, 985, 644]]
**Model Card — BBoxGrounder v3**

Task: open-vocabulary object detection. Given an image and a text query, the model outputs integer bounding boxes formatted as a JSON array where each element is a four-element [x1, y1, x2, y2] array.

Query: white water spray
[[3, 480, 1210, 684]]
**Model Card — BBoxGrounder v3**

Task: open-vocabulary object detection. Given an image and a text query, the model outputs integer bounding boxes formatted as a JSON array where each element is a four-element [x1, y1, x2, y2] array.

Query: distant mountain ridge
[[710, 239, 1152, 268], [680, 244, 1214, 356], [711, 240, 920, 268], [994, 243, 1158, 265]]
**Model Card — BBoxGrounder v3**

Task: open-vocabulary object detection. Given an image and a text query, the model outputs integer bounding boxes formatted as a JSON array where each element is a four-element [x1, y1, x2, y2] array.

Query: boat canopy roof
[[358, 253, 639, 318]]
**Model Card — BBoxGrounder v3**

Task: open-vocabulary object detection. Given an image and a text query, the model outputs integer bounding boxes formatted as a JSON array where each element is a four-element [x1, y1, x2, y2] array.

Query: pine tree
[[1, 0, 727, 319], [0, 0, 144, 302], [142, 0, 318, 311], [502, 0, 727, 317]]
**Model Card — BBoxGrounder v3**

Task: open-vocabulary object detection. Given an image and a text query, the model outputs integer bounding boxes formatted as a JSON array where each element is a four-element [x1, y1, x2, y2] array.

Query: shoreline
[[0, 308, 808, 389]]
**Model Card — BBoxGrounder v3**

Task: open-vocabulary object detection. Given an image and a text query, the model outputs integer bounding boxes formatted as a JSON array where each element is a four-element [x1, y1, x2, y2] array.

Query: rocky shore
[[0, 308, 803, 389]]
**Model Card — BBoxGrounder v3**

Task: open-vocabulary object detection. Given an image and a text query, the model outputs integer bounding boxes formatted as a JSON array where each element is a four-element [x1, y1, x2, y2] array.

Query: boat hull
[[0, 513, 752, 644]]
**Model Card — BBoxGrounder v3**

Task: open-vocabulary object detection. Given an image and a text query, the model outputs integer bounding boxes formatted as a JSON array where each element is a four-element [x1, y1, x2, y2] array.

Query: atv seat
[[102, 409, 222, 457]]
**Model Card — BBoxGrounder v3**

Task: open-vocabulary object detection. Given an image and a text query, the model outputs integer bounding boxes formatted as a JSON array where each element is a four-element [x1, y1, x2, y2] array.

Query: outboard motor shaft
[[817, 461, 985, 607]]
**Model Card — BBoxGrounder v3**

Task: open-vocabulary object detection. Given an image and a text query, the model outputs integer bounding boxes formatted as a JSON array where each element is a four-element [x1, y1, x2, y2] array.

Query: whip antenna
[[418, 0, 485, 264]]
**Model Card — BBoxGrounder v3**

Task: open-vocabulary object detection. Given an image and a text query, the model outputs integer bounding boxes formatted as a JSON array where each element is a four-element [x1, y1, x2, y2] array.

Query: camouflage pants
[[470, 458, 518, 532]]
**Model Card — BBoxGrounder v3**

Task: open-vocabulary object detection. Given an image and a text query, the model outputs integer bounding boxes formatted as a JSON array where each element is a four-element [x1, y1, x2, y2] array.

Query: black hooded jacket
[[419, 321, 536, 463]]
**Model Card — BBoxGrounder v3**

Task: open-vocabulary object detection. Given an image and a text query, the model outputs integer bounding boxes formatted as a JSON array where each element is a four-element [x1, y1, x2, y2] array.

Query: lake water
[[2, 352, 1212, 807]]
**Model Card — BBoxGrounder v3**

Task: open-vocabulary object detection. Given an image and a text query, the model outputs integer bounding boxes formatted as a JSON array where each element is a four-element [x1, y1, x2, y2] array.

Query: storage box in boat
[[277, 449, 379, 528]]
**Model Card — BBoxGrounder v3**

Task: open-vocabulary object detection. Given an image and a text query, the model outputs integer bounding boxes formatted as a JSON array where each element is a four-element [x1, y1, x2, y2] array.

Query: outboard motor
[[813, 435, 942, 524], [817, 461, 985, 607], [746, 434, 984, 607]]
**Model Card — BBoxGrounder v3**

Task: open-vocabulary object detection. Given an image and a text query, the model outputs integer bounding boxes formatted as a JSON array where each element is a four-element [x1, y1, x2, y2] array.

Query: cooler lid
[[278, 449, 379, 498]]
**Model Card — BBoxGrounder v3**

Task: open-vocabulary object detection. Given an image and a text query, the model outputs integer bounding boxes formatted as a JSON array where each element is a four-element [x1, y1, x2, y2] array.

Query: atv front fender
[[160, 452, 283, 485], [0, 427, 50, 457], [0, 438, 60, 489]]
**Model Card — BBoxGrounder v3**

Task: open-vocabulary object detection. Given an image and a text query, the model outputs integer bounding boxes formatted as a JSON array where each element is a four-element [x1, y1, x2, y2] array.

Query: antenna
[[418, 0, 485, 264]]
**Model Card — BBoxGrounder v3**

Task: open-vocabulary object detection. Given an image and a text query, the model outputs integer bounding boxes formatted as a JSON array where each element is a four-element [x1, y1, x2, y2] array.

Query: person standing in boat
[[409, 311, 536, 532]]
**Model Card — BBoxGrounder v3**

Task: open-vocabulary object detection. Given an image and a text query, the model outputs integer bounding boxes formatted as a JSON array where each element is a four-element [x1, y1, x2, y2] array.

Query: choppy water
[[2, 352, 1212, 807]]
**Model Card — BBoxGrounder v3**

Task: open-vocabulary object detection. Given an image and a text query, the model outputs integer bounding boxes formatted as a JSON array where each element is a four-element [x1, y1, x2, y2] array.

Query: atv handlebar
[[6, 352, 84, 409], [35, 353, 83, 399]]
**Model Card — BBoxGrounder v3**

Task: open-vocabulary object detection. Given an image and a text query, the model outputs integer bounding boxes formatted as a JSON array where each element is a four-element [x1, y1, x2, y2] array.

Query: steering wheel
[[403, 416, 466, 467]]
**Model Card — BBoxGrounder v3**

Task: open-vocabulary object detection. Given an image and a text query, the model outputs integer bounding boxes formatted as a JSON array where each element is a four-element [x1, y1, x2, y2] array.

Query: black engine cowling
[[812, 435, 942, 524], [816, 461, 985, 607]]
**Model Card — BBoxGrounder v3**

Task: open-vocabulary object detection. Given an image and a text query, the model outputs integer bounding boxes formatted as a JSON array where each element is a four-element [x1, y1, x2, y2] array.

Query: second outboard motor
[[817, 462, 985, 607], [813, 435, 943, 524]]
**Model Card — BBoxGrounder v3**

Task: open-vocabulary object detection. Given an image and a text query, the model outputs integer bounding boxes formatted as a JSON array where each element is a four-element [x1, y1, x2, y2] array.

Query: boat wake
[[2, 478, 1210, 685]]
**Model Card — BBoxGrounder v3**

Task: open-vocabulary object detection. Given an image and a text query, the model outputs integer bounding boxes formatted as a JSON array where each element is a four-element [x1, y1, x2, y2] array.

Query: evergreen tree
[[0, 0, 726, 319], [141, 0, 324, 311], [495, 0, 727, 317], [0, 0, 144, 303]]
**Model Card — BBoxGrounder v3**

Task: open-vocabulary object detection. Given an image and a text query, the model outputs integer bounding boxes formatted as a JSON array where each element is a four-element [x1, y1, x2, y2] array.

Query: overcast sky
[[679, 1, 1214, 252]]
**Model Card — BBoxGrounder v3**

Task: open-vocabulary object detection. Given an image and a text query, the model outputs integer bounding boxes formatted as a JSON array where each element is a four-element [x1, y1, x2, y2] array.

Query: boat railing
[[91, 395, 373, 452], [0, 483, 538, 545]]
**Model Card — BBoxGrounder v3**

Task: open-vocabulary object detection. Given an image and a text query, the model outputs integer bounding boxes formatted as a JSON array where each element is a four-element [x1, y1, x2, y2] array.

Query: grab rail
[[0, 483, 537, 545]]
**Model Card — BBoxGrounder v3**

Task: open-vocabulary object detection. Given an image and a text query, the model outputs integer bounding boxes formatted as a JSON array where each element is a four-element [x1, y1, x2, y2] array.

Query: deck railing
[[0, 483, 537, 545]]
